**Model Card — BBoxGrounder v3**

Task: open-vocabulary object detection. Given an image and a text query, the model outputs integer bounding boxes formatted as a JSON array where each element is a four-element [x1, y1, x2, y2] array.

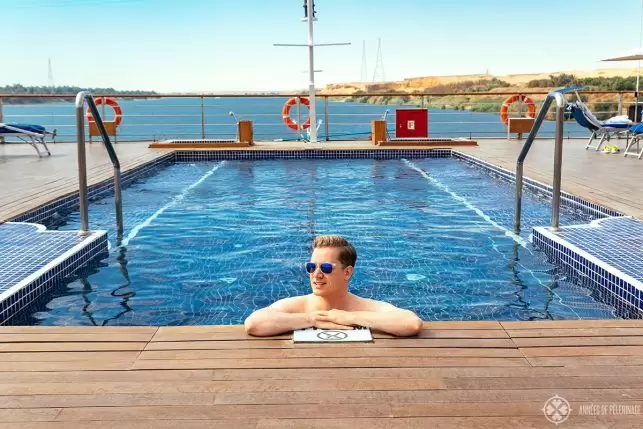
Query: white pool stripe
[[118, 161, 226, 248], [403, 159, 528, 248]]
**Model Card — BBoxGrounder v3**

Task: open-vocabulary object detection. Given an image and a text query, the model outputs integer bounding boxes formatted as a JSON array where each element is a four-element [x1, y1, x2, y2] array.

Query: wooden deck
[[2, 138, 643, 426], [0, 320, 642, 428]]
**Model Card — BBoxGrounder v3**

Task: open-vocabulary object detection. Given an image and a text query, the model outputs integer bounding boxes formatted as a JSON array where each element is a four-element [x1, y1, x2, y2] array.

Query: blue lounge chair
[[0, 123, 55, 157], [624, 123, 643, 159], [567, 100, 631, 151]]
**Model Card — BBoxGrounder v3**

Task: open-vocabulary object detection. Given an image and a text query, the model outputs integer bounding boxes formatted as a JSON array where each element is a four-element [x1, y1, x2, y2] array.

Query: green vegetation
[[344, 74, 635, 119], [526, 73, 637, 91], [348, 78, 511, 105], [0, 84, 157, 104], [423, 77, 511, 94]]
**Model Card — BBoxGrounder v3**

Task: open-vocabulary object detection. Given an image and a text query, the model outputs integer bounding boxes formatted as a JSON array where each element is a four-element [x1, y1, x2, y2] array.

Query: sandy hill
[[321, 68, 639, 95]]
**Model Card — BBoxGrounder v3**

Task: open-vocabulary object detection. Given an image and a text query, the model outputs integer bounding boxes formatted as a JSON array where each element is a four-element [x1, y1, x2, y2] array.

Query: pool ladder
[[75, 91, 123, 237], [514, 87, 582, 234]]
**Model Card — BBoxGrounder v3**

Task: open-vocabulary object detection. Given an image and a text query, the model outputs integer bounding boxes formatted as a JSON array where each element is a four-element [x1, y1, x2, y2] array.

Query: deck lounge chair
[[566, 100, 631, 151], [624, 123, 643, 159], [0, 123, 55, 157]]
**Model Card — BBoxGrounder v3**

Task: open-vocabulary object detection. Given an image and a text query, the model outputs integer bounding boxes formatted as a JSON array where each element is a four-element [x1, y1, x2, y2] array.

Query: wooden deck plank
[[511, 336, 643, 347], [391, 402, 643, 417], [0, 351, 142, 362], [255, 416, 642, 429], [501, 320, 643, 329], [54, 404, 394, 421], [423, 321, 502, 329], [0, 342, 148, 352], [0, 422, 257, 429], [0, 333, 156, 343], [1, 365, 643, 384], [0, 409, 62, 423], [43, 402, 643, 420], [0, 360, 137, 372], [445, 376, 643, 390], [150, 329, 508, 342], [527, 355, 643, 366], [0, 422, 258, 429], [144, 338, 517, 350], [520, 346, 643, 357], [0, 326, 158, 334], [131, 356, 530, 370], [213, 388, 643, 405], [0, 416, 639, 429], [505, 328, 643, 338], [0, 393, 217, 408], [151, 322, 501, 337], [2, 388, 642, 408], [0, 370, 214, 383], [138, 347, 523, 360], [0, 378, 446, 395]]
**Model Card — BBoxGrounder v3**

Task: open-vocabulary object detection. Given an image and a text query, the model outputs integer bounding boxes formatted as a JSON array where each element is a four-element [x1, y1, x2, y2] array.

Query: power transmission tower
[[372, 38, 385, 82], [48, 58, 55, 93], [360, 40, 367, 82]]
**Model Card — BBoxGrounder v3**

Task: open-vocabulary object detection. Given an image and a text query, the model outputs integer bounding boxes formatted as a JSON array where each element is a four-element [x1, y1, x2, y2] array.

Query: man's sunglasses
[[305, 262, 338, 274]]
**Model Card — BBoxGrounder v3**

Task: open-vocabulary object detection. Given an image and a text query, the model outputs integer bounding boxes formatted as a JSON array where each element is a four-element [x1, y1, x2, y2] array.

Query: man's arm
[[314, 303, 423, 337], [244, 297, 312, 337], [244, 297, 354, 337]]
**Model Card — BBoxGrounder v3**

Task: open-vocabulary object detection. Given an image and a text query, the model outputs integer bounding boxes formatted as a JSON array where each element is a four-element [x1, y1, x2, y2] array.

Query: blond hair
[[313, 235, 357, 268]]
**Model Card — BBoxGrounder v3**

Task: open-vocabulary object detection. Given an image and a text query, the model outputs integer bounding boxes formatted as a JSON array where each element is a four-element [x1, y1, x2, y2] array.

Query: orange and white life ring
[[282, 97, 311, 130], [500, 95, 536, 125], [86, 97, 123, 126]]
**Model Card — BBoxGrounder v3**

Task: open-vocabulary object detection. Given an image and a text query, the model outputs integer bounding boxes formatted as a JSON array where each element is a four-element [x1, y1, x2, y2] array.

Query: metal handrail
[[75, 91, 123, 236], [0, 90, 631, 98], [514, 87, 581, 233], [4, 91, 629, 142]]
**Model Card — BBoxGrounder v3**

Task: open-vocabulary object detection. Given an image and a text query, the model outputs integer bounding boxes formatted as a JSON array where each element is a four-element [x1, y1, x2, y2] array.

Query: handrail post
[[514, 90, 567, 234], [551, 99, 565, 231], [514, 95, 554, 233], [324, 96, 329, 141], [296, 96, 302, 140], [0, 97, 4, 144], [75, 92, 90, 233], [75, 91, 124, 237], [200, 96, 205, 139]]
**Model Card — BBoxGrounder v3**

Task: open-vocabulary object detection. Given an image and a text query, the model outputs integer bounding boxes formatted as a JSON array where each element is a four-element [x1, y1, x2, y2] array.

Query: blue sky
[[2, 0, 643, 92]]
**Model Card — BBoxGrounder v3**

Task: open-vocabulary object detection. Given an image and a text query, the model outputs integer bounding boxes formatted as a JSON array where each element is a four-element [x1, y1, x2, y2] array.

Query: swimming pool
[[14, 156, 619, 325]]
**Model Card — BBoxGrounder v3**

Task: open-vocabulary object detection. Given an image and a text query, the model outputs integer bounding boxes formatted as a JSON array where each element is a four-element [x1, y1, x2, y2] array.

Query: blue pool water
[[17, 157, 618, 326]]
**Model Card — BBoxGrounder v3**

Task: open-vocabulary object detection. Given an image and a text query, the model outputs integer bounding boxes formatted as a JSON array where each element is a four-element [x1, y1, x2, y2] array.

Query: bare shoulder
[[266, 295, 310, 313], [354, 296, 402, 312]]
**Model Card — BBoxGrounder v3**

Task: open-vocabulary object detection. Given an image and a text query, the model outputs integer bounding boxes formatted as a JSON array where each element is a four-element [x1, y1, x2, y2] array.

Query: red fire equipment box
[[395, 108, 428, 138]]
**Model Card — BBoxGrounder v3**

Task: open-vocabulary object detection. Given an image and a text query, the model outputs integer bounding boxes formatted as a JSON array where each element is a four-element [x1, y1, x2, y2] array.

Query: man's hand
[[312, 320, 354, 330], [311, 309, 356, 328]]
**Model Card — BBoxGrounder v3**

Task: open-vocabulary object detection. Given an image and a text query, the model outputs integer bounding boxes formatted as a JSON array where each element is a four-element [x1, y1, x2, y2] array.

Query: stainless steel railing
[[75, 91, 124, 236], [0, 91, 634, 142], [513, 88, 578, 233]]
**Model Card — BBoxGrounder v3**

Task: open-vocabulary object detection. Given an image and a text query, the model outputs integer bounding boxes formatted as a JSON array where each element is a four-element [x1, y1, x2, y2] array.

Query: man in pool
[[244, 235, 423, 337]]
